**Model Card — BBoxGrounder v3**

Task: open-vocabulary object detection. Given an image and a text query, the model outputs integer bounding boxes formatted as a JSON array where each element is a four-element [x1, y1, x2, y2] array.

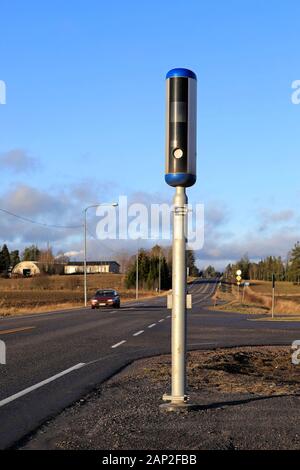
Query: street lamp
[[158, 250, 161, 294], [136, 249, 139, 300], [83, 202, 118, 307]]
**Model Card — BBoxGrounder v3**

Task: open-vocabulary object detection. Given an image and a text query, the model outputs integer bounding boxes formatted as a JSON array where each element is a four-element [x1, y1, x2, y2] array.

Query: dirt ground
[[20, 346, 300, 450]]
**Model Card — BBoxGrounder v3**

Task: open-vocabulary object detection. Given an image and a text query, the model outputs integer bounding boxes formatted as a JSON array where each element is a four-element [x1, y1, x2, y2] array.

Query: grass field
[[213, 280, 300, 316], [0, 274, 158, 316], [250, 280, 300, 298], [247, 281, 300, 314]]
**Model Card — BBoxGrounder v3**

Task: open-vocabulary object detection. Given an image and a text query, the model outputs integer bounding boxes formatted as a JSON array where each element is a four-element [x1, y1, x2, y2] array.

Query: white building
[[64, 261, 120, 275], [12, 261, 41, 277]]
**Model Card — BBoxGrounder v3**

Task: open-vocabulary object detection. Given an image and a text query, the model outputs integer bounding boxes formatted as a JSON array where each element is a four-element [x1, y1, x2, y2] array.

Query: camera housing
[[165, 68, 197, 187]]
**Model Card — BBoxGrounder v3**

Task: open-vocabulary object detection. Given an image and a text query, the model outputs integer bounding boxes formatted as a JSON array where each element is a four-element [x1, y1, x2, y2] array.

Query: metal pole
[[272, 286, 275, 318], [158, 252, 161, 294], [84, 208, 87, 307], [136, 250, 139, 300], [171, 186, 188, 404], [83, 202, 118, 307], [271, 273, 275, 318]]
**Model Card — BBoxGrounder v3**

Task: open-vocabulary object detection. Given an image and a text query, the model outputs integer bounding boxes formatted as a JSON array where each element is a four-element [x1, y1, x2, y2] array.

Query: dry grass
[[139, 346, 300, 396], [0, 301, 82, 317], [212, 281, 300, 315], [0, 273, 125, 291], [251, 280, 300, 296], [249, 281, 300, 314], [246, 286, 300, 314], [0, 273, 162, 317]]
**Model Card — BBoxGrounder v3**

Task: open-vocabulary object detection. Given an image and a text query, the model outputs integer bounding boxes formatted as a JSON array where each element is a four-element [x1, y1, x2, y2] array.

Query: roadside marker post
[[271, 273, 276, 318], [236, 270, 242, 300], [242, 281, 250, 304], [160, 68, 197, 412]]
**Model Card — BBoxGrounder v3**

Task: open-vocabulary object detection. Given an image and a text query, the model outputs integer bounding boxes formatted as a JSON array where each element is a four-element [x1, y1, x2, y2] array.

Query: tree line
[[0, 242, 200, 286], [224, 242, 300, 282], [0, 244, 69, 275], [125, 245, 200, 290]]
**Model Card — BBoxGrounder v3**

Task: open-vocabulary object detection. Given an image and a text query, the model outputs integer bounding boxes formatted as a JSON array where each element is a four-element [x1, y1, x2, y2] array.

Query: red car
[[91, 289, 121, 309]]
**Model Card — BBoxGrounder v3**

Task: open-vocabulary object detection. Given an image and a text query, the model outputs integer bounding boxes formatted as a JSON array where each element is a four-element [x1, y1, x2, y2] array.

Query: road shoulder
[[19, 346, 300, 450]]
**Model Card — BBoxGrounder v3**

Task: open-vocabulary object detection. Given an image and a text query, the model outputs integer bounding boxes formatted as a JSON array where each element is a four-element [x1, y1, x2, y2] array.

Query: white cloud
[[196, 226, 300, 271], [62, 250, 84, 258], [0, 149, 39, 173], [0, 180, 299, 272], [258, 209, 295, 231]]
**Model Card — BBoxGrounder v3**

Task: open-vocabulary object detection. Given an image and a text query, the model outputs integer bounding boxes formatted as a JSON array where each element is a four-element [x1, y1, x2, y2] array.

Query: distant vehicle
[[91, 289, 120, 309]]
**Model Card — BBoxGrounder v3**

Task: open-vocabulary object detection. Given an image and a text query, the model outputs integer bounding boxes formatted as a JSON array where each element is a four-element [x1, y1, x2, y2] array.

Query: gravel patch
[[20, 346, 300, 450]]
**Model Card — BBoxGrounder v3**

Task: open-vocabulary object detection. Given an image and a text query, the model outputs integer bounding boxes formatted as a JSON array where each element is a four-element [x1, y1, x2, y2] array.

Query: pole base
[[160, 393, 198, 412], [159, 402, 198, 412], [162, 393, 188, 402]]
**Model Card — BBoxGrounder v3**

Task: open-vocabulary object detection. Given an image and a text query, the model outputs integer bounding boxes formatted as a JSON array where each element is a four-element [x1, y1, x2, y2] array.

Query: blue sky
[[0, 0, 300, 269]]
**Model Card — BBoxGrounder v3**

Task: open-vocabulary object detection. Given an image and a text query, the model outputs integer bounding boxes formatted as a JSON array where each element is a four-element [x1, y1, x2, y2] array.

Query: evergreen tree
[[287, 242, 300, 282], [125, 246, 171, 290], [10, 250, 20, 267], [204, 265, 216, 278], [22, 245, 40, 261], [0, 244, 11, 273], [236, 254, 250, 280], [227, 255, 286, 282], [187, 250, 199, 277]]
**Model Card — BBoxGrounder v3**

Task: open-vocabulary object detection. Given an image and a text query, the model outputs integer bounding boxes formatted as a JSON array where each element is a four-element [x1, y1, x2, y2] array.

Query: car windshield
[[95, 290, 116, 297]]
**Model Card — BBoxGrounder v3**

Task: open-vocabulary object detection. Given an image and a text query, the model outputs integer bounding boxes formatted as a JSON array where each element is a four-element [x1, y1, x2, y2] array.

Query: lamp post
[[158, 250, 161, 294], [136, 249, 139, 300], [83, 202, 118, 307]]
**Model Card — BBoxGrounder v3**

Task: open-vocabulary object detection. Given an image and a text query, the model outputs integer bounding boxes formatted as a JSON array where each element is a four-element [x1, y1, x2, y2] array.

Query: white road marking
[[0, 363, 86, 408], [158, 319, 164, 323], [133, 330, 144, 337], [193, 291, 214, 305], [192, 284, 217, 306], [148, 323, 156, 328], [166, 315, 171, 319], [111, 340, 126, 349]]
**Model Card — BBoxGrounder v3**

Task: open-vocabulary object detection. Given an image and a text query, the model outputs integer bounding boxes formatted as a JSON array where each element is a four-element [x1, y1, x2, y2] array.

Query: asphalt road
[[0, 279, 300, 449]]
